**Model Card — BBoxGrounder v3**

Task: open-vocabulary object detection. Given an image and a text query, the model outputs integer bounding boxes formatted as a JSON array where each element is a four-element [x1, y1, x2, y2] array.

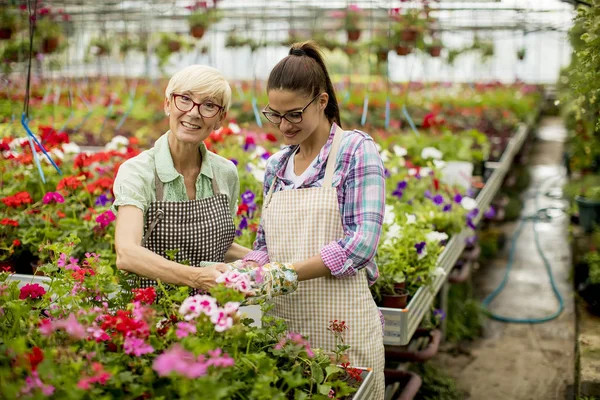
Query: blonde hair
[[165, 65, 232, 112]]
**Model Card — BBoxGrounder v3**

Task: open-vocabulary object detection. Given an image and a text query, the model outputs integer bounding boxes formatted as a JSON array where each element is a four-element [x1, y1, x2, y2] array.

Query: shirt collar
[[154, 131, 213, 183], [274, 123, 338, 182]]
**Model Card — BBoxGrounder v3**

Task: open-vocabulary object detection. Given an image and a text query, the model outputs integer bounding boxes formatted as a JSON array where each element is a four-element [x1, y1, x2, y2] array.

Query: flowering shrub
[[0, 237, 364, 399]]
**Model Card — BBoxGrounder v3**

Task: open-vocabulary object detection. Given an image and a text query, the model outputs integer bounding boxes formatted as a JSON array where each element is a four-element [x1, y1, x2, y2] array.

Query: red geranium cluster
[[19, 283, 46, 300], [1, 191, 32, 208]]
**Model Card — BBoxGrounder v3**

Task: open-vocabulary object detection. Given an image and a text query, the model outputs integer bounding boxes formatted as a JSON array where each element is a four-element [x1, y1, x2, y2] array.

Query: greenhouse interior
[[1, 0, 599, 399]]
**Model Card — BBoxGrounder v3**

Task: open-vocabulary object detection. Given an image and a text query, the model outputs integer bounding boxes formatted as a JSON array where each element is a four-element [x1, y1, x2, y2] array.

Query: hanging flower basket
[[41, 37, 60, 54], [190, 25, 205, 39], [401, 28, 419, 42], [428, 45, 442, 57], [167, 40, 182, 52], [395, 45, 412, 56], [347, 29, 361, 42]]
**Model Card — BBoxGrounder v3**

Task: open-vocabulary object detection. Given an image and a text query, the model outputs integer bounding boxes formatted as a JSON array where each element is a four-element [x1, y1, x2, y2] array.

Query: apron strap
[[323, 124, 344, 188], [154, 171, 165, 201]]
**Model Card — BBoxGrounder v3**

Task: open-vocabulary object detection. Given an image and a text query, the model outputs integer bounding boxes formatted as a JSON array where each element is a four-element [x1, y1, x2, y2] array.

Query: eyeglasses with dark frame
[[262, 93, 321, 125], [171, 93, 224, 118]]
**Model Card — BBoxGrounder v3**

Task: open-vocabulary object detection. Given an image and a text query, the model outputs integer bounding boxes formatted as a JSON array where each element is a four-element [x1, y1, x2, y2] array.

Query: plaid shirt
[[244, 124, 385, 286]]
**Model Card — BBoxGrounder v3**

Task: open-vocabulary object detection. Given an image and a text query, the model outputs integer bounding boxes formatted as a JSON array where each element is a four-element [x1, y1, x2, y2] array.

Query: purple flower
[[94, 193, 111, 207], [261, 152, 270, 160], [443, 204, 452, 212], [433, 194, 444, 205], [392, 189, 403, 199], [467, 208, 479, 219], [397, 180, 407, 190], [465, 235, 478, 247], [241, 190, 255, 205], [239, 217, 248, 231], [484, 206, 496, 219], [415, 241, 426, 254], [433, 309, 446, 321], [467, 188, 475, 198], [384, 168, 391, 178], [235, 230, 242, 237], [424, 190, 432, 199], [230, 158, 238, 166], [415, 173, 421, 180], [467, 218, 477, 230], [453, 193, 463, 204]]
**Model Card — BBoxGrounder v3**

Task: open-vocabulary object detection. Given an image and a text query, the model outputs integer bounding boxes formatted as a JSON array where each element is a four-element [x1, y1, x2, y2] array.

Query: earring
[[166, 112, 170, 116]]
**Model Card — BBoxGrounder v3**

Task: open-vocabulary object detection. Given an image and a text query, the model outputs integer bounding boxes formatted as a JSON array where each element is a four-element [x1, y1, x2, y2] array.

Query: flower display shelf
[[379, 119, 534, 345], [6, 273, 50, 288]]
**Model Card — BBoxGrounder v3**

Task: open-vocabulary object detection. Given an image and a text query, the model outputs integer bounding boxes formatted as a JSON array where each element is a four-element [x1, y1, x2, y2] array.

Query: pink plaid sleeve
[[243, 250, 270, 267], [320, 241, 357, 278]]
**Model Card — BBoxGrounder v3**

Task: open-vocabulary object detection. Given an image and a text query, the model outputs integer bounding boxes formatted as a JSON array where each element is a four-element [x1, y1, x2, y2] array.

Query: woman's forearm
[[224, 243, 252, 262], [292, 254, 332, 281], [116, 244, 208, 288]]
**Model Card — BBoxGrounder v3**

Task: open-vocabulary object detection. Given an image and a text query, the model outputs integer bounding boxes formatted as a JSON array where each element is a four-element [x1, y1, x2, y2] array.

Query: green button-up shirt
[[112, 131, 239, 217]]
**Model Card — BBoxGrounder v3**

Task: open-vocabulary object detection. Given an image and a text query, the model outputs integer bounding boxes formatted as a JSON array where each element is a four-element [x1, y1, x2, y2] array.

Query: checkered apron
[[133, 165, 235, 292], [262, 125, 385, 399]]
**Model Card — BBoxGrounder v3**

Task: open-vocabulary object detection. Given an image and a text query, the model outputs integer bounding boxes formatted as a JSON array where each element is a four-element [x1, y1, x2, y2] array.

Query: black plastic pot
[[575, 196, 600, 233]]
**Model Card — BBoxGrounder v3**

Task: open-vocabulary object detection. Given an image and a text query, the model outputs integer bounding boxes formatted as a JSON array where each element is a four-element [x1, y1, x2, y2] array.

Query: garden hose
[[482, 176, 566, 324]]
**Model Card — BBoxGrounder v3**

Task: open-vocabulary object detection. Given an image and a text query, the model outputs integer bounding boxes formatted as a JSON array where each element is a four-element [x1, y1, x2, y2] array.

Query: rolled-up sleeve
[[320, 138, 385, 278], [111, 161, 152, 214]]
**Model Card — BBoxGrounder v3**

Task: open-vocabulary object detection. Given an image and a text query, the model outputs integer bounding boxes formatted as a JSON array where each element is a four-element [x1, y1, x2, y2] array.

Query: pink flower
[[57, 253, 67, 267], [42, 191, 65, 205], [54, 313, 86, 340], [77, 362, 111, 389], [207, 349, 235, 368], [20, 371, 54, 396], [179, 295, 217, 320], [210, 309, 233, 332], [65, 257, 80, 271], [184, 361, 208, 379], [223, 302, 240, 316], [39, 319, 53, 336], [123, 335, 154, 356], [19, 283, 46, 300], [153, 344, 195, 377], [175, 322, 197, 339], [87, 325, 110, 342], [95, 210, 116, 228]]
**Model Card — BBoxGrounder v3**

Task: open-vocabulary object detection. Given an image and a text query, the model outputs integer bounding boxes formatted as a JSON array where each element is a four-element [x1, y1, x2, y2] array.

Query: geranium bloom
[[132, 287, 156, 305], [175, 322, 197, 339], [53, 313, 87, 340], [0, 218, 19, 227], [123, 336, 154, 356], [1, 191, 32, 207], [210, 309, 233, 332], [77, 362, 111, 390], [179, 295, 218, 321], [27, 347, 44, 371], [20, 371, 54, 396], [153, 344, 196, 377], [42, 191, 65, 204], [19, 283, 46, 300], [95, 210, 116, 228]]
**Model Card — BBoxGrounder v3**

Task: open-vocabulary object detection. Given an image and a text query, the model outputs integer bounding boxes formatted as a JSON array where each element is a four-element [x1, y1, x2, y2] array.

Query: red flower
[[27, 347, 44, 371], [71, 268, 95, 283], [12, 239, 21, 247], [433, 178, 440, 191], [236, 203, 249, 216], [19, 283, 46, 300], [57, 210, 66, 218], [1, 192, 32, 208], [57, 176, 83, 191], [132, 287, 156, 305], [266, 133, 278, 143], [0, 218, 19, 227]]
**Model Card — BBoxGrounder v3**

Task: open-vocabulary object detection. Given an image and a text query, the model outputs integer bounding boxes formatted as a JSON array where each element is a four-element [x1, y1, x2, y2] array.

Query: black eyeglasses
[[171, 93, 224, 118], [262, 93, 321, 125]]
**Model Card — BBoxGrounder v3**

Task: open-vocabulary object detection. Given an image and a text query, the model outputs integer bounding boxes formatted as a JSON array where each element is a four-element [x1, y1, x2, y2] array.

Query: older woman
[[112, 65, 250, 292]]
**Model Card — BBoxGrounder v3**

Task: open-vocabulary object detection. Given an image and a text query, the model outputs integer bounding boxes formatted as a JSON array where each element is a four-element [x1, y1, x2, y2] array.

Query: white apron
[[262, 124, 385, 399]]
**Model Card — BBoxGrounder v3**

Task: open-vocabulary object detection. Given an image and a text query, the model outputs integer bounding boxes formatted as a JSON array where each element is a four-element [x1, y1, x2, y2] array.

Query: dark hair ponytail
[[267, 40, 341, 128]]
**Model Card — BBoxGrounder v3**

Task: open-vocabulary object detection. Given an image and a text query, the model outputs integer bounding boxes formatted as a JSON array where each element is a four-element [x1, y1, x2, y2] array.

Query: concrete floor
[[434, 117, 576, 400]]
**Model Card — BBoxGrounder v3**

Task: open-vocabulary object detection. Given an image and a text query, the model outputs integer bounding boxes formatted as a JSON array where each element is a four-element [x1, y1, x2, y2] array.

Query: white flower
[[386, 224, 402, 240], [461, 197, 478, 211], [179, 295, 218, 321], [248, 164, 265, 183], [408, 168, 418, 176], [380, 150, 390, 164], [390, 166, 400, 175], [50, 148, 64, 161], [393, 145, 408, 157], [229, 122, 241, 134], [62, 142, 81, 154], [418, 249, 428, 260], [210, 309, 233, 332], [421, 147, 443, 160], [384, 205, 396, 225], [433, 159, 446, 169], [405, 213, 416, 224], [426, 231, 449, 243], [432, 267, 446, 278], [420, 167, 431, 176], [223, 302, 240, 316]]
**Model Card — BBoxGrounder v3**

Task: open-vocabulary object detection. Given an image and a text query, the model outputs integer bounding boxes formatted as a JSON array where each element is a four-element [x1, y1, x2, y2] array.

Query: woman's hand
[[190, 266, 228, 290]]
